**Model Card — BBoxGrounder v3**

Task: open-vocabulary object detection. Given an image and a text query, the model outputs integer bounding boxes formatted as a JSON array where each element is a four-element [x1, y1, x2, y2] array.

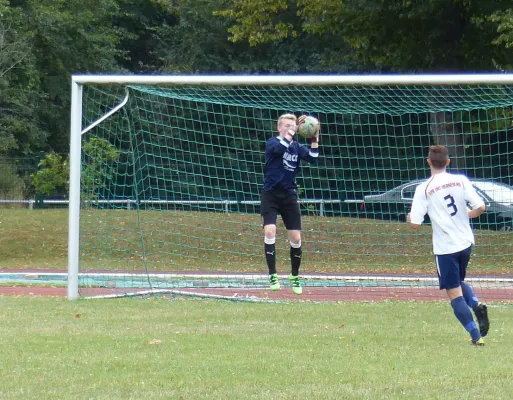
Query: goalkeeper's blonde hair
[[277, 113, 297, 129]]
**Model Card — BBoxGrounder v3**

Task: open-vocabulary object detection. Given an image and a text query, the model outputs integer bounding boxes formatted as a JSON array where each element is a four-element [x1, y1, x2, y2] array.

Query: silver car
[[362, 179, 513, 231]]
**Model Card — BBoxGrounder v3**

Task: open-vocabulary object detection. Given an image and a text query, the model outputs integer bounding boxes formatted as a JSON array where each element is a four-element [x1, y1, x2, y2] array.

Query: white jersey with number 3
[[410, 172, 485, 255]]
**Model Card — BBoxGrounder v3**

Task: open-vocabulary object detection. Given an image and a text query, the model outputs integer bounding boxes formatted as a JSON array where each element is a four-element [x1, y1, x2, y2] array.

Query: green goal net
[[71, 76, 513, 301]]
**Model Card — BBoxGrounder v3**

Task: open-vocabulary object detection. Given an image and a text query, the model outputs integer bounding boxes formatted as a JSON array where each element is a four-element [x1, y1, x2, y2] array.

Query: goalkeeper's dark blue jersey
[[262, 135, 319, 192]]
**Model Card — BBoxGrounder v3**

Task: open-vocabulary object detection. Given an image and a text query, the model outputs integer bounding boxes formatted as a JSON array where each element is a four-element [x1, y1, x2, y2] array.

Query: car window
[[401, 184, 419, 200]]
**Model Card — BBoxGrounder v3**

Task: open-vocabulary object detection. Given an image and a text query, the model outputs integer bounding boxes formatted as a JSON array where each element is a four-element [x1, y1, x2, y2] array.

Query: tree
[[24, 0, 129, 153], [0, 2, 43, 155], [113, 0, 179, 72], [217, 0, 513, 167], [489, 7, 513, 68], [0, 3, 30, 79], [0, 0, 130, 156], [154, 0, 352, 73], [82, 138, 120, 202], [31, 152, 69, 196], [218, 1, 513, 71]]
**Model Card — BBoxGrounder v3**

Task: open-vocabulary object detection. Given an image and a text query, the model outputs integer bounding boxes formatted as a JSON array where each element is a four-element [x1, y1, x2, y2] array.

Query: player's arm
[[462, 176, 486, 218], [468, 204, 486, 219], [407, 213, 422, 229], [408, 186, 427, 229]]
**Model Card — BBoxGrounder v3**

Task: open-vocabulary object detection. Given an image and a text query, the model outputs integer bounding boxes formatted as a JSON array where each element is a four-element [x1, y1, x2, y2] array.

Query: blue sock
[[451, 296, 480, 341], [461, 282, 479, 311]]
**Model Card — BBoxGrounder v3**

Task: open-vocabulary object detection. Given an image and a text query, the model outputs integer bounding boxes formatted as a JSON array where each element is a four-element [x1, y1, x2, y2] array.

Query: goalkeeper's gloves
[[296, 115, 307, 126]]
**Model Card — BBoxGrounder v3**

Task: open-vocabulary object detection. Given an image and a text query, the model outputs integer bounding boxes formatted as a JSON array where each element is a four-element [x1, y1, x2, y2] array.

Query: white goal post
[[68, 73, 513, 300]]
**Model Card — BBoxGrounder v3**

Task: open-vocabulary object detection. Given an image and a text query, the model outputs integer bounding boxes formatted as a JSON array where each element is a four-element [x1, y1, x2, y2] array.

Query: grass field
[[0, 296, 512, 399], [1, 209, 513, 398], [1, 209, 512, 275]]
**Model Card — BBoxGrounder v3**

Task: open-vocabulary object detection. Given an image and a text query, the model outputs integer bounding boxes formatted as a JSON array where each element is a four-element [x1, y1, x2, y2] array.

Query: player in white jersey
[[407, 145, 489, 346]]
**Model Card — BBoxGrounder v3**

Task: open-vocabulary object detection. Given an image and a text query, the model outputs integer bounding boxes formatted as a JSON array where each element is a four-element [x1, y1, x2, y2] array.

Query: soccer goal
[[68, 74, 513, 301]]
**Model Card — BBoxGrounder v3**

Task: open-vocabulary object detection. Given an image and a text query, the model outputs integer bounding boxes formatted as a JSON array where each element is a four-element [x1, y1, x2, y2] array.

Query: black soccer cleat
[[474, 303, 490, 337]]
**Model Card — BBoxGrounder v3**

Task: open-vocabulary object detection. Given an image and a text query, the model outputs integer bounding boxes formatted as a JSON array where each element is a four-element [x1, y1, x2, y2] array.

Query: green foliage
[[489, 8, 513, 70], [25, 0, 129, 153], [0, 158, 26, 199], [214, 0, 513, 152], [1, 0, 130, 155], [219, 0, 513, 72], [82, 138, 120, 200], [0, 2, 45, 155], [215, 0, 297, 46], [114, 0, 178, 72], [31, 153, 69, 196], [0, 2, 29, 79], [156, 0, 239, 72], [2, 0, 513, 161], [154, 0, 351, 74]]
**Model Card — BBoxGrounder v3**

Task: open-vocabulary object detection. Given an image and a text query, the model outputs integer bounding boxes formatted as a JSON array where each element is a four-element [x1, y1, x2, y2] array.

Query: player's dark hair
[[428, 145, 449, 169]]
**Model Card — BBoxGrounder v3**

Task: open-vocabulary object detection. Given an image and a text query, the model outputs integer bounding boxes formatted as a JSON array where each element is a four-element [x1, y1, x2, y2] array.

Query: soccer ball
[[297, 116, 319, 139]]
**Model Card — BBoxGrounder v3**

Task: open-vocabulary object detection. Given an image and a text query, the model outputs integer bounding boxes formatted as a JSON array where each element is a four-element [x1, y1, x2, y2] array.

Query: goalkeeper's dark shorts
[[260, 188, 301, 231]]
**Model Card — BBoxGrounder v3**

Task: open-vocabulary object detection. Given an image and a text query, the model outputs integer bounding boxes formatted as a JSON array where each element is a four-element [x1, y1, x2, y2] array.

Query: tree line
[[1, 0, 513, 198]]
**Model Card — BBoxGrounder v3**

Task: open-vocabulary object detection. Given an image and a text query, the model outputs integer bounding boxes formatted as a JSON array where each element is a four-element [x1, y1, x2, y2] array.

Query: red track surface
[[1, 285, 511, 302], [1, 268, 511, 301]]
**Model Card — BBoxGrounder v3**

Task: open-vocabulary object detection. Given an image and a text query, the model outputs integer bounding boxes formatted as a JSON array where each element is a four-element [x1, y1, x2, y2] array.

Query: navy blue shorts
[[260, 188, 301, 230], [435, 246, 472, 290]]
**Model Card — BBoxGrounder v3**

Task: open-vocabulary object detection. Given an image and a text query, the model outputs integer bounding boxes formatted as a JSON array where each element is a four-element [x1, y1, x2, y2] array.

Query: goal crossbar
[[72, 74, 513, 86]]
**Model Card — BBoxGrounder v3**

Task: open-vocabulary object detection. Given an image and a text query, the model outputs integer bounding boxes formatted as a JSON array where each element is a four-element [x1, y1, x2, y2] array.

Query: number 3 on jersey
[[444, 194, 458, 216]]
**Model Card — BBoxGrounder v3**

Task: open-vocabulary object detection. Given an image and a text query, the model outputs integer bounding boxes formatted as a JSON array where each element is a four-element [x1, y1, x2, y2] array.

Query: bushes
[[31, 153, 69, 197]]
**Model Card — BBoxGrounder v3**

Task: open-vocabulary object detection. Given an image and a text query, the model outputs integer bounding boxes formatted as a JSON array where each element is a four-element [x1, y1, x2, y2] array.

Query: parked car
[[362, 179, 513, 231]]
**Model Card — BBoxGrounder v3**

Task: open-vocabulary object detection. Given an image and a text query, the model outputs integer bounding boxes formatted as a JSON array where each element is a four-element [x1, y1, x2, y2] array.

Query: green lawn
[[1, 209, 512, 275], [0, 296, 512, 400], [0, 209, 68, 269], [1, 209, 512, 399]]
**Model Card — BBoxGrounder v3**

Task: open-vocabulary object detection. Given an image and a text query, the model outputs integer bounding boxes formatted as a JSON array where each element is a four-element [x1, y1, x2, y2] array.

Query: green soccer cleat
[[474, 303, 489, 337], [289, 274, 303, 295], [269, 273, 280, 291], [471, 337, 485, 346]]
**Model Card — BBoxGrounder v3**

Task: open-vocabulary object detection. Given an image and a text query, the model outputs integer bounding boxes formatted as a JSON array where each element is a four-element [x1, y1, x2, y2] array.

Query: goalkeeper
[[260, 113, 320, 295]]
